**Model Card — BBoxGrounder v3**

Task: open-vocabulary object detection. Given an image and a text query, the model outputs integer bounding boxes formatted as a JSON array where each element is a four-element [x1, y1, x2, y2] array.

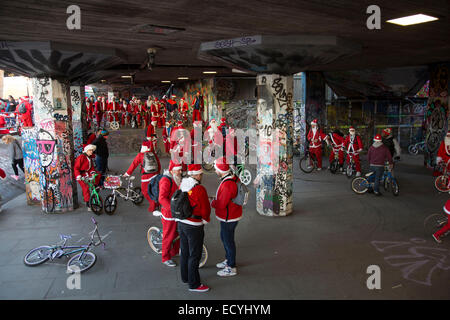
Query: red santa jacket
[[437, 141, 450, 164], [94, 101, 102, 114], [211, 174, 242, 222], [158, 171, 179, 221], [343, 134, 364, 154], [126, 151, 161, 182], [108, 101, 120, 112], [86, 101, 94, 117], [328, 132, 344, 151], [19, 102, 33, 127], [74, 153, 97, 180], [307, 128, 326, 149], [178, 177, 211, 226]]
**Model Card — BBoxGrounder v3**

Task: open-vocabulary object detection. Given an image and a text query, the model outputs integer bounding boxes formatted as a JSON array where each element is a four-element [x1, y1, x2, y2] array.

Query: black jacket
[[92, 135, 109, 158]]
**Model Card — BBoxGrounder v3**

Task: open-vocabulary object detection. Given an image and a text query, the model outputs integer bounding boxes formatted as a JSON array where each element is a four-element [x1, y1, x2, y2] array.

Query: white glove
[[123, 172, 129, 177]]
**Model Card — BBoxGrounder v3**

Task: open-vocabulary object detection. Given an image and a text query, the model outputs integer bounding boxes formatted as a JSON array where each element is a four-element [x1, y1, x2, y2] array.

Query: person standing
[[381, 128, 401, 160], [342, 126, 364, 177], [74, 144, 101, 211], [192, 92, 203, 123], [307, 119, 326, 170], [124, 140, 161, 213], [211, 157, 242, 277], [367, 134, 393, 196], [177, 164, 211, 292], [92, 129, 109, 186], [157, 160, 183, 267], [1, 135, 24, 180]]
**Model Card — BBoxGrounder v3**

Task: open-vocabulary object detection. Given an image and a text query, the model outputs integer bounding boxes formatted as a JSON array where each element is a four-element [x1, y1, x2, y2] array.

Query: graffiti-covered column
[[424, 63, 450, 167], [70, 85, 87, 158], [30, 76, 78, 213], [255, 74, 294, 217]]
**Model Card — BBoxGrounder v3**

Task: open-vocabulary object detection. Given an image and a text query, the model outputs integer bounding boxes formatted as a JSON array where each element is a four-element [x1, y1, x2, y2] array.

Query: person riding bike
[[326, 129, 344, 172], [342, 126, 363, 177]]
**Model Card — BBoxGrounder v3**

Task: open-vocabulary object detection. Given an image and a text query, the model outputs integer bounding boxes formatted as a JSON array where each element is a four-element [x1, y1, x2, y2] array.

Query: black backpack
[[142, 152, 158, 174], [171, 184, 202, 220], [147, 174, 172, 202]]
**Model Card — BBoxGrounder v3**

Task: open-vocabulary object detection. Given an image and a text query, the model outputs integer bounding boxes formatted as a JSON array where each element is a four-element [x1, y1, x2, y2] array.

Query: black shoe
[[374, 191, 382, 196]]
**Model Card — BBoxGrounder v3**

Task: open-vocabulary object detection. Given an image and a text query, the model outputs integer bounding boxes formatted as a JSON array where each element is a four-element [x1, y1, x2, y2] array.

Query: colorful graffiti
[[22, 127, 41, 204]]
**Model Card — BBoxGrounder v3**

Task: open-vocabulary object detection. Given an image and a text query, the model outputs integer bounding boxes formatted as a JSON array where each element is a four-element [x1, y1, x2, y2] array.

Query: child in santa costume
[[211, 157, 242, 277], [436, 130, 450, 171], [433, 199, 450, 243], [74, 144, 101, 211], [326, 130, 345, 171], [124, 140, 161, 213], [155, 160, 183, 267], [307, 119, 327, 170], [178, 163, 211, 292], [342, 126, 364, 176]]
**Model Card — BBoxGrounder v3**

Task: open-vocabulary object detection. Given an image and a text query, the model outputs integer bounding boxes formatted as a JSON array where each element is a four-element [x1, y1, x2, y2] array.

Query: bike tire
[[391, 179, 399, 196], [89, 193, 103, 215], [423, 213, 447, 237], [299, 154, 314, 173], [383, 177, 390, 192], [408, 145, 418, 155], [67, 251, 97, 273], [23, 246, 52, 266], [239, 169, 252, 186], [147, 227, 163, 254], [199, 245, 208, 268], [434, 175, 450, 193], [351, 177, 369, 194], [132, 187, 144, 205], [104, 194, 117, 215], [110, 121, 120, 130]]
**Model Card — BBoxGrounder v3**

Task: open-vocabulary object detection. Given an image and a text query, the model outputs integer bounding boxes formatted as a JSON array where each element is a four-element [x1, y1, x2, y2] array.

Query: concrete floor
[[0, 152, 449, 300]]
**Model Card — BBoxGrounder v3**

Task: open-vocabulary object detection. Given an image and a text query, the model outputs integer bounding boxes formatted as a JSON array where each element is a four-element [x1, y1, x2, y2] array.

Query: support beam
[[255, 74, 293, 216]]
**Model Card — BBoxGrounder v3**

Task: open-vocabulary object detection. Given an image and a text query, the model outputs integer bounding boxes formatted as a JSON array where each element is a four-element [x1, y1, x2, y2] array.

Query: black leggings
[[12, 159, 24, 176]]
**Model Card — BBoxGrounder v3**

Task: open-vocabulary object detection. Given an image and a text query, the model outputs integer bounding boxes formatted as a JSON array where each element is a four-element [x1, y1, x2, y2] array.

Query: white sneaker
[[163, 259, 176, 267], [216, 259, 228, 269], [217, 266, 237, 277], [152, 210, 162, 217], [356, 172, 361, 177], [10, 175, 19, 181], [317, 168, 322, 171]]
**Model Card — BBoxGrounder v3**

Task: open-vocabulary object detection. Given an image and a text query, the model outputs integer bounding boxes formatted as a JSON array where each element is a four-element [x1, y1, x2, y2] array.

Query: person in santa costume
[[162, 121, 173, 154], [94, 96, 103, 128], [124, 140, 161, 213], [367, 134, 393, 196], [170, 121, 189, 172], [326, 129, 345, 171], [107, 98, 121, 123], [381, 127, 401, 161], [166, 95, 178, 120], [134, 99, 145, 127], [342, 126, 364, 176], [146, 118, 158, 141], [180, 97, 189, 122], [436, 130, 450, 172], [211, 157, 242, 277], [153, 160, 183, 267], [192, 91, 203, 123], [17, 96, 33, 128], [74, 144, 101, 211], [307, 119, 327, 170], [433, 199, 450, 243], [86, 96, 95, 122], [178, 163, 211, 292]]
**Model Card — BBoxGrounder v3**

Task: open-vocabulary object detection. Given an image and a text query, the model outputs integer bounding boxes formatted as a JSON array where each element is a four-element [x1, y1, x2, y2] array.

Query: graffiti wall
[[255, 74, 293, 217], [30, 77, 76, 213], [425, 64, 449, 166], [184, 79, 220, 124], [21, 127, 41, 205], [70, 86, 85, 158]]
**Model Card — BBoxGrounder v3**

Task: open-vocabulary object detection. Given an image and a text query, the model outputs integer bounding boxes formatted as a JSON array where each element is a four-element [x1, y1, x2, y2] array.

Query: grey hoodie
[[9, 139, 23, 161]]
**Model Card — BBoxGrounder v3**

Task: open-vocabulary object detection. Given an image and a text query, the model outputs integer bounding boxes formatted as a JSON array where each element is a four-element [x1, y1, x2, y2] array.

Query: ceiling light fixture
[[178, 77, 189, 80], [203, 71, 217, 74], [121, 75, 132, 78], [386, 14, 438, 26], [161, 80, 171, 83]]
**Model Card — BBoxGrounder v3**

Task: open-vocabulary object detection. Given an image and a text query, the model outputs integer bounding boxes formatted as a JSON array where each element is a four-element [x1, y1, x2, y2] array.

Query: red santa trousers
[[329, 148, 344, 165], [346, 153, 361, 172], [161, 218, 180, 262], [309, 146, 323, 168], [192, 109, 202, 122], [434, 216, 450, 239]]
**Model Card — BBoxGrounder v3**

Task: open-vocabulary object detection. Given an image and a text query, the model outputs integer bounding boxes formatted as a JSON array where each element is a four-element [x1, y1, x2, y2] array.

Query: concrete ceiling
[[0, 0, 449, 86]]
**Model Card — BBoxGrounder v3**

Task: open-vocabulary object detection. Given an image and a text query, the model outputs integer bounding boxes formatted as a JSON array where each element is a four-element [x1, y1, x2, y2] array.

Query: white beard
[[312, 127, 317, 135], [445, 137, 450, 148]]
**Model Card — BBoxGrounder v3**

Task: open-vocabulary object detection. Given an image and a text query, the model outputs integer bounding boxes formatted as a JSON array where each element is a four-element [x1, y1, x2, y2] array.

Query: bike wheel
[[199, 245, 208, 268], [330, 160, 339, 174], [104, 194, 117, 215], [299, 154, 314, 173], [23, 246, 52, 266], [435, 175, 450, 193], [131, 187, 144, 205], [424, 213, 448, 237], [391, 179, 399, 196], [383, 177, 390, 192], [408, 145, 418, 155], [351, 177, 369, 194], [346, 165, 353, 178], [239, 169, 252, 186], [67, 251, 97, 273], [89, 193, 103, 215], [110, 121, 120, 130], [147, 226, 163, 254]]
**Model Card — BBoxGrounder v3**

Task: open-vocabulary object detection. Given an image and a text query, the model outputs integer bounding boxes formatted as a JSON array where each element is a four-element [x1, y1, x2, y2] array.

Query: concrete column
[[424, 63, 450, 167], [305, 71, 326, 126], [70, 85, 87, 158], [28, 76, 78, 213], [255, 74, 294, 216]]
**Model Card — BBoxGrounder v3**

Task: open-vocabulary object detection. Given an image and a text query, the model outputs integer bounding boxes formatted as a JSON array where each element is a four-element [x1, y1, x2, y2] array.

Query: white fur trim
[[444, 205, 450, 215], [84, 144, 96, 153], [188, 170, 203, 175], [214, 163, 230, 174], [180, 177, 198, 192]]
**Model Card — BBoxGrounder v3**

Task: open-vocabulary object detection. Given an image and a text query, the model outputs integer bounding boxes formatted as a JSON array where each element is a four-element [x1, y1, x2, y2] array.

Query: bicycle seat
[[60, 234, 72, 241], [129, 176, 135, 180], [365, 172, 374, 177]]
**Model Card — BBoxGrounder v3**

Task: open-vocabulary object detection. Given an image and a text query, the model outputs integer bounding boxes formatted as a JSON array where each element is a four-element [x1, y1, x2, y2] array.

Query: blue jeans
[[370, 166, 384, 193], [220, 221, 238, 268], [96, 156, 108, 186]]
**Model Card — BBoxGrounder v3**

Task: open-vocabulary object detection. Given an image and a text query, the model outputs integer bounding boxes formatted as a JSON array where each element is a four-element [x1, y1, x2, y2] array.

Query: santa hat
[[383, 128, 392, 135], [444, 199, 450, 215], [311, 119, 318, 125], [214, 157, 230, 174], [349, 126, 355, 131], [207, 125, 213, 132], [177, 121, 183, 127], [169, 160, 182, 172], [188, 164, 203, 175], [84, 144, 96, 153], [373, 134, 382, 142], [140, 140, 152, 153], [210, 119, 216, 123]]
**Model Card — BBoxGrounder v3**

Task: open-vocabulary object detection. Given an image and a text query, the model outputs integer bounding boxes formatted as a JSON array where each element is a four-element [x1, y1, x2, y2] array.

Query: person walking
[[211, 157, 242, 277], [177, 164, 211, 292], [367, 134, 393, 196], [124, 140, 161, 213], [156, 160, 183, 267], [92, 129, 109, 186], [1, 135, 24, 180]]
